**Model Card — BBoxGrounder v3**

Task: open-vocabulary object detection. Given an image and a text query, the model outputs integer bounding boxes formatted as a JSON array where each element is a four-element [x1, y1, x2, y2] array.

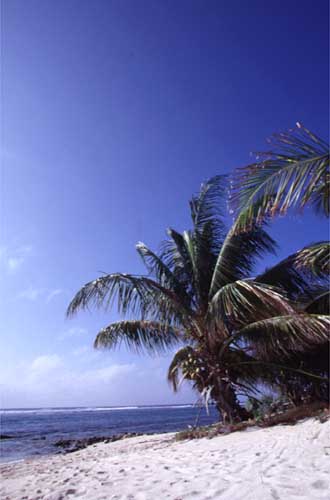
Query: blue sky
[[1, 0, 328, 407]]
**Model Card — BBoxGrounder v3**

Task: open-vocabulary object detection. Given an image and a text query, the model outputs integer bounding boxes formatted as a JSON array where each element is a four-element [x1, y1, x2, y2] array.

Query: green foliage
[[231, 123, 330, 233], [256, 247, 327, 301], [94, 320, 181, 354], [294, 242, 330, 279], [246, 394, 299, 421], [208, 280, 294, 333], [238, 315, 330, 361], [68, 175, 329, 421]]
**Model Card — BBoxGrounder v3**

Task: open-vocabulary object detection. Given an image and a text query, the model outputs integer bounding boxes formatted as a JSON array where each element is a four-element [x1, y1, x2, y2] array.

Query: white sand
[[1, 418, 329, 500]]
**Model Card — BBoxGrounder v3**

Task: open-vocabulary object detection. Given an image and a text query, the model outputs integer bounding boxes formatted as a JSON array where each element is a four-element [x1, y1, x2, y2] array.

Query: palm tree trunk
[[212, 378, 243, 423]]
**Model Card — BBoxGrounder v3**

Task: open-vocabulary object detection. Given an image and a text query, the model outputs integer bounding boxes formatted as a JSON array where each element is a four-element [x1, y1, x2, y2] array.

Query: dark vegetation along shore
[[176, 401, 330, 441], [67, 124, 329, 426]]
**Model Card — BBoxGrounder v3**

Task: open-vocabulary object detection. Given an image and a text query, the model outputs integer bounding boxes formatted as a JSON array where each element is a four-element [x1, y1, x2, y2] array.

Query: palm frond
[[225, 349, 279, 390], [167, 346, 209, 395], [167, 346, 197, 391], [160, 228, 194, 291], [185, 176, 230, 312], [136, 242, 192, 305], [257, 257, 313, 300], [189, 175, 227, 242], [231, 123, 330, 232], [209, 225, 276, 297], [294, 343, 330, 375], [230, 360, 329, 383], [209, 280, 295, 333], [181, 228, 217, 311], [257, 243, 329, 300], [192, 222, 222, 310], [312, 174, 330, 216], [94, 320, 182, 354], [67, 272, 192, 324], [294, 242, 330, 278], [305, 291, 330, 314], [160, 177, 228, 299], [182, 230, 199, 291], [238, 314, 330, 361], [160, 226, 217, 311]]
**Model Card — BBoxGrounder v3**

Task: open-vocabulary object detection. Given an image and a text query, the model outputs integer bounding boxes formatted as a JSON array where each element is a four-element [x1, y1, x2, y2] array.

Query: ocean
[[0, 405, 219, 463]]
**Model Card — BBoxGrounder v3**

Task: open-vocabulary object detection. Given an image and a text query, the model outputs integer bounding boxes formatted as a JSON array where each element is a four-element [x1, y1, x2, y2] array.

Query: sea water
[[0, 405, 218, 463]]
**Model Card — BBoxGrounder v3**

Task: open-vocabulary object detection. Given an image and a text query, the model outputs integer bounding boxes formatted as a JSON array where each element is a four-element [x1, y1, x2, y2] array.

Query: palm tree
[[230, 123, 329, 233], [228, 123, 330, 407], [67, 177, 329, 422]]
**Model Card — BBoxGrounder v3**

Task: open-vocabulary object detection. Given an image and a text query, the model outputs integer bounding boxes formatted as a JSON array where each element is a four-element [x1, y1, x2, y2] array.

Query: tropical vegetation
[[230, 123, 329, 232], [68, 158, 329, 422]]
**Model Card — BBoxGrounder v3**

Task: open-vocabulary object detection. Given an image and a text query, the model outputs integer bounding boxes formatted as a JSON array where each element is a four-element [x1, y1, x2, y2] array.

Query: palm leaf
[[305, 291, 330, 315], [66, 272, 192, 324], [135, 242, 192, 305], [231, 123, 330, 232], [257, 259, 312, 301], [159, 177, 228, 304], [160, 229, 194, 291], [225, 349, 280, 390], [182, 230, 199, 294], [294, 242, 330, 278], [209, 225, 276, 297], [238, 314, 330, 361], [181, 228, 218, 311], [257, 243, 329, 300], [189, 175, 227, 246], [187, 176, 230, 311], [94, 320, 182, 354], [208, 280, 295, 333], [194, 224, 219, 305], [230, 360, 328, 383], [167, 346, 197, 391], [161, 227, 215, 310]]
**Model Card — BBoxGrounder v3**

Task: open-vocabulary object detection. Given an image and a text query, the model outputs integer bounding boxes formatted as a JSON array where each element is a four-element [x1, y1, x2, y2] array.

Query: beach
[[1, 418, 329, 500]]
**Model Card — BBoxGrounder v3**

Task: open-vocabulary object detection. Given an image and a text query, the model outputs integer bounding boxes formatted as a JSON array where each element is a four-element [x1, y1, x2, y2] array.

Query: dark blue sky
[[1, 0, 329, 407]]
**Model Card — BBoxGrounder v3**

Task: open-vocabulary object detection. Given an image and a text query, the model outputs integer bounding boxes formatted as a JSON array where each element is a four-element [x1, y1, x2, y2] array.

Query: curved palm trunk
[[212, 378, 249, 423], [205, 350, 250, 423]]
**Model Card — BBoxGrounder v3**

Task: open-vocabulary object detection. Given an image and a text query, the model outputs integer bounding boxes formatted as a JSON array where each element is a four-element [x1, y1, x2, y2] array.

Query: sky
[[0, 0, 329, 408]]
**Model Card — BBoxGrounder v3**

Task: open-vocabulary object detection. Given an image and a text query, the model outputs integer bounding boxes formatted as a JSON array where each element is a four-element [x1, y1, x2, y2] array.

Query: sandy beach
[[1, 418, 329, 500]]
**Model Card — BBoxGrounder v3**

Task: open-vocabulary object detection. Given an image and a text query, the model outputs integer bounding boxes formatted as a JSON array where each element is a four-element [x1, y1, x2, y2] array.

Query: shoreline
[[1, 418, 329, 500], [0, 430, 177, 466], [0, 405, 219, 465]]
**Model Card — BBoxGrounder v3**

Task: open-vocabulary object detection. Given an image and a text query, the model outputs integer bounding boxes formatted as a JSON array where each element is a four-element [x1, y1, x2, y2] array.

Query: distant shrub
[[245, 395, 291, 421]]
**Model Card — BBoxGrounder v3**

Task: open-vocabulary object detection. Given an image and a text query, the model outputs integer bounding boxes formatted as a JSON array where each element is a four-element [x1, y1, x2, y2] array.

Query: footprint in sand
[[311, 479, 329, 490], [270, 487, 280, 500]]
